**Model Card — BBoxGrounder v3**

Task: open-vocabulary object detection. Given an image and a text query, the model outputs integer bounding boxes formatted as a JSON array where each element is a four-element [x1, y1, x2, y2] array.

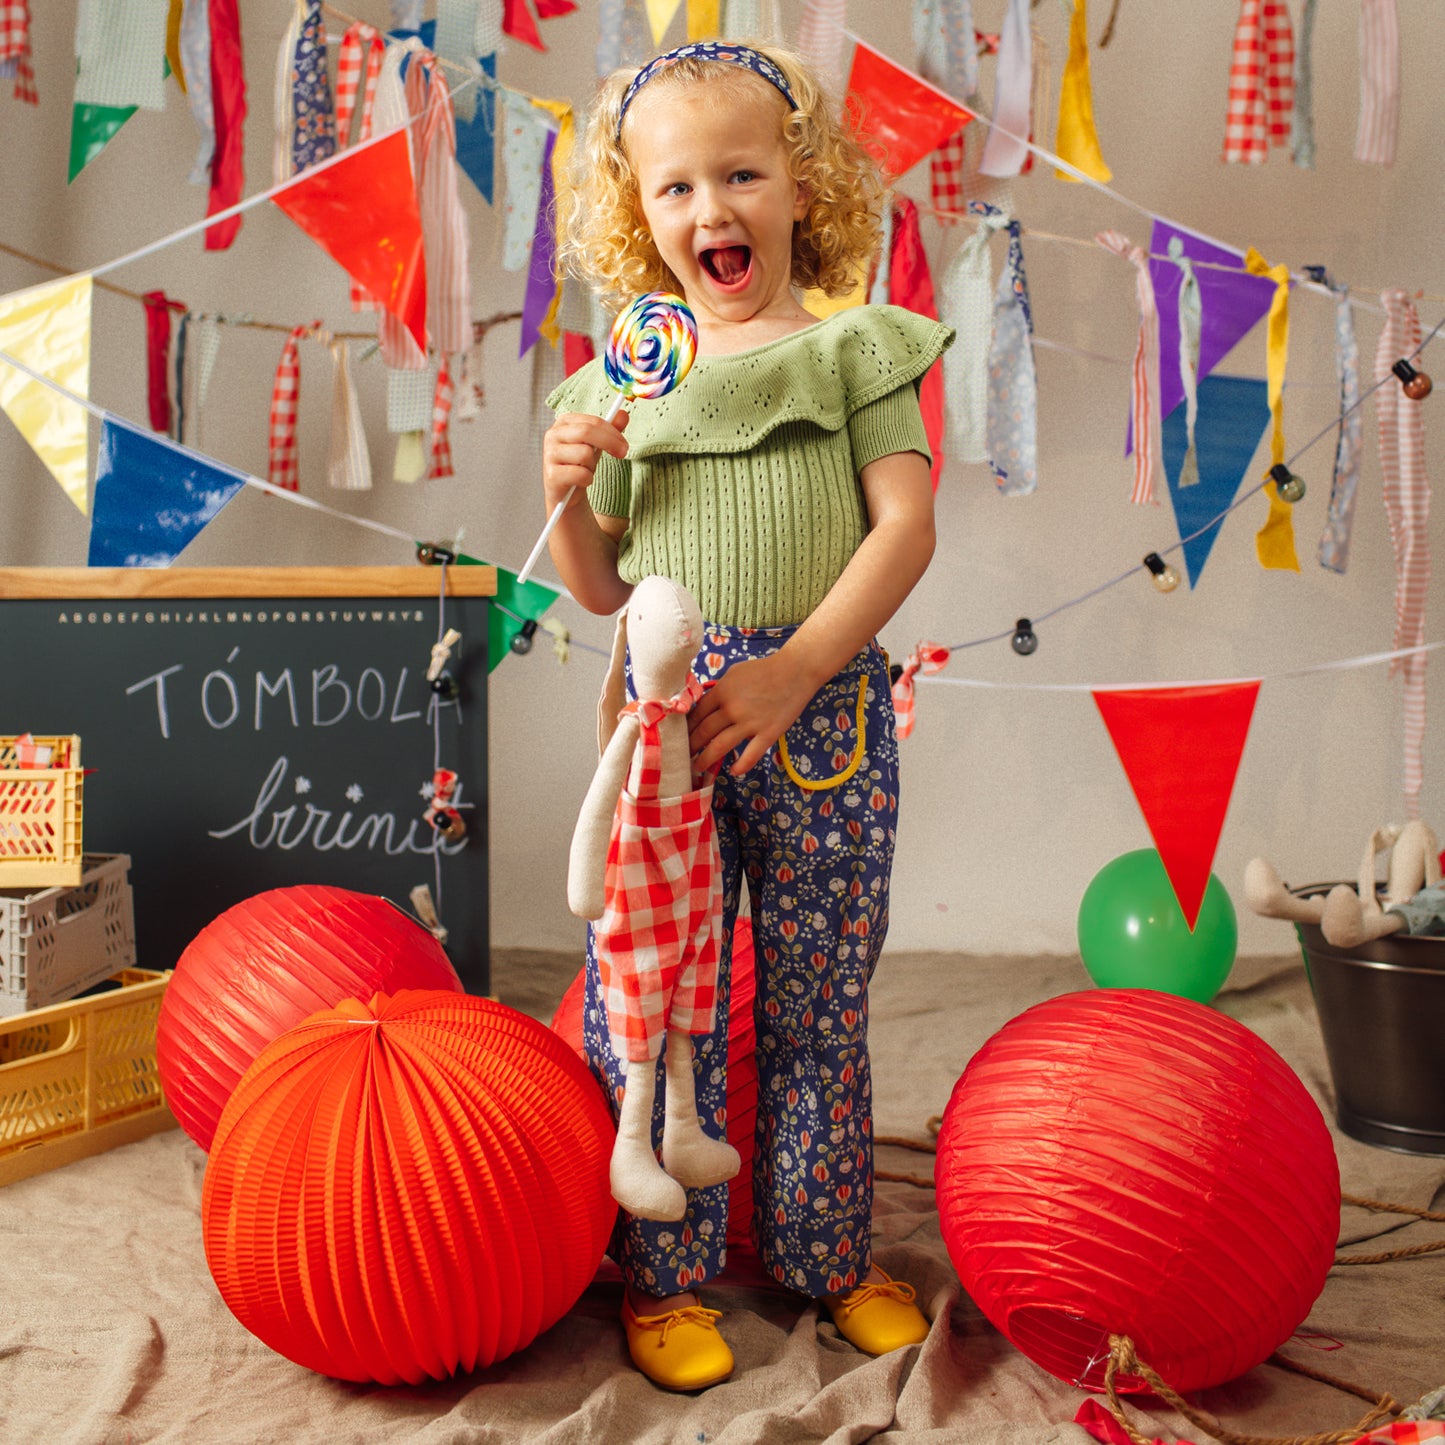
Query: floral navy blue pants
[[581, 622, 899, 1300]]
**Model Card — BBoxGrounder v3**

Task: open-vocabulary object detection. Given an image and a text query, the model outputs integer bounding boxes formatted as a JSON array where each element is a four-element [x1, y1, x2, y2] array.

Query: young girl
[[543, 39, 952, 1391]]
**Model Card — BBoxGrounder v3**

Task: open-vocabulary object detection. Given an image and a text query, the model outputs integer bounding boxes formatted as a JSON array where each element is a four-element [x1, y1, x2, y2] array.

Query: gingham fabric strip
[[436, 0, 481, 123], [0, 1, 37, 105], [387, 361, 437, 432], [188, 313, 222, 417], [915, 0, 976, 214], [979, 0, 1031, 178], [327, 338, 372, 490], [335, 22, 386, 313], [1315, 269, 1362, 574], [179, 0, 215, 184], [502, 96, 548, 272], [892, 642, 950, 739], [268, 322, 322, 492], [1373, 289, 1430, 817], [1289, 0, 1316, 168], [429, 355, 455, 480], [272, 3, 302, 184], [76, 0, 169, 111], [795, 0, 847, 95], [476, 0, 503, 53], [985, 215, 1037, 495], [942, 204, 1003, 465], [1245, 244, 1299, 571], [1221, 0, 1293, 165], [290, 0, 335, 176], [1095, 229, 1159, 505], [1168, 235, 1202, 489], [1355, 0, 1399, 165]]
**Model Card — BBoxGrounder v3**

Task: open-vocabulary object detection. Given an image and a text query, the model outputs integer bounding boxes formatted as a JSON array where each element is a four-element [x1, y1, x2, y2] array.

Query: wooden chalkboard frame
[[0, 566, 497, 993]]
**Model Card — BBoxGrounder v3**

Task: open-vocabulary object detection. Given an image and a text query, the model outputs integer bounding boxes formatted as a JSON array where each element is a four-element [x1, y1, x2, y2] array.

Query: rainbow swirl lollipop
[[602, 291, 698, 412], [518, 292, 698, 582]]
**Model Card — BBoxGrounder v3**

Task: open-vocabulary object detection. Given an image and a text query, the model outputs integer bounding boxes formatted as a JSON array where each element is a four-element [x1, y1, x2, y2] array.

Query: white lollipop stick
[[517, 393, 626, 585]]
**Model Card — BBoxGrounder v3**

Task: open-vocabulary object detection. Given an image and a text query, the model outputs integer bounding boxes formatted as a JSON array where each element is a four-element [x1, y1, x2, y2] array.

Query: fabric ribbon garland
[[1221, 0, 1294, 165], [0, 1, 38, 104], [429, 356, 455, 480], [1311, 266, 1363, 574], [1095, 229, 1159, 505], [268, 321, 323, 492], [979, 0, 1031, 178], [1168, 235, 1202, 489], [1289, 0, 1317, 168], [335, 22, 387, 313], [887, 196, 947, 490], [1054, 0, 1110, 183], [178, 0, 215, 184], [941, 205, 1005, 466], [289, 0, 336, 177], [796, 0, 848, 94], [327, 338, 372, 491], [892, 643, 950, 739], [272, 4, 302, 184], [1355, 0, 1399, 165], [913, 0, 977, 215], [985, 210, 1038, 496], [1245, 245, 1298, 571], [1374, 289, 1431, 819], [204, 0, 246, 250], [142, 290, 185, 435]]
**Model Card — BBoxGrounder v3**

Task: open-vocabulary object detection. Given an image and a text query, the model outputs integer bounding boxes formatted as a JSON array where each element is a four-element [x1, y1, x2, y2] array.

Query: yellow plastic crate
[[0, 735, 84, 888], [0, 968, 177, 1187]]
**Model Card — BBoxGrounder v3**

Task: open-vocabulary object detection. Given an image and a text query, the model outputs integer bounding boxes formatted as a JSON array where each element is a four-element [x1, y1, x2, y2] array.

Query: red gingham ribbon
[[428, 355, 454, 480], [930, 131, 968, 220], [268, 321, 323, 492], [892, 643, 951, 739], [620, 674, 707, 731], [336, 22, 386, 313], [0, 1, 36, 105], [1095, 229, 1161, 505], [1222, 0, 1294, 164]]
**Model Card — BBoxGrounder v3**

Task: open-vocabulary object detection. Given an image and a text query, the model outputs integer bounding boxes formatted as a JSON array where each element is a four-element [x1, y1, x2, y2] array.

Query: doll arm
[[567, 715, 640, 920]]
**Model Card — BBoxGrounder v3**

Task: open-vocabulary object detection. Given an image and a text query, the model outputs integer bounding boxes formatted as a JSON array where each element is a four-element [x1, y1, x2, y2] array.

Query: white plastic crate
[[0, 854, 137, 1016]]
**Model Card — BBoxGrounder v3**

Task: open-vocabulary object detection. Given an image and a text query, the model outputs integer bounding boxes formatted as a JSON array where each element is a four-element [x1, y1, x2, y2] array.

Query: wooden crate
[[0, 854, 137, 1016], [0, 968, 176, 1187], [0, 735, 84, 888]]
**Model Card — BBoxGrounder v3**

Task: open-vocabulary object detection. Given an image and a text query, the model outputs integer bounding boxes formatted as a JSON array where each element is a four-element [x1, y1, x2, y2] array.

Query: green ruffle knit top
[[547, 304, 954, 628]]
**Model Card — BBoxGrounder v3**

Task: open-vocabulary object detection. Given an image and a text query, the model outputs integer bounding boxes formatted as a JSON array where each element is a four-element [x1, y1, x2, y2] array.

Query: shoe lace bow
[[834, 1276, 917, 1319]]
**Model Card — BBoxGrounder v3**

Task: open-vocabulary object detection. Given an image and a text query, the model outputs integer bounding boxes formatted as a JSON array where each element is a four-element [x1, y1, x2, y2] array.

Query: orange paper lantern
[[157, 886, 461, 1151], [936, 989, 1339, 1395], [202, 990, 616, 1384]]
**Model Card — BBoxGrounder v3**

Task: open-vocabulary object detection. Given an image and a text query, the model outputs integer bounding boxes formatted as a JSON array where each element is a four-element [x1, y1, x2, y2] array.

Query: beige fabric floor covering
[[1, 950, 1441, 1444]]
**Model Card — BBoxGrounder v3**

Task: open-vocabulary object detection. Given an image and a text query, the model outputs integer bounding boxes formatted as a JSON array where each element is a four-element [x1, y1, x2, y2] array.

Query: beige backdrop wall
[[1, 2, 1440, 958]]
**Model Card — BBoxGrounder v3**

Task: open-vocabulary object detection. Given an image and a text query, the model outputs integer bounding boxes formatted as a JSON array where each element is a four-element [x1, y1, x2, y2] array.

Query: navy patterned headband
[[616, 41, 798, 138]]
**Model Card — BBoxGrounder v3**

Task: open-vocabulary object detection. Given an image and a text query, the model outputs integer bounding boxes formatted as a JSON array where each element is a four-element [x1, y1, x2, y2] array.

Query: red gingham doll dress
[[596, 676, 722, 1065]]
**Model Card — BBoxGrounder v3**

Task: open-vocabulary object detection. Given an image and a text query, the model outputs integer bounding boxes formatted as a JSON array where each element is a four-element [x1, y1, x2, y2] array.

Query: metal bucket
[[1293, 883, 1445, 1155]]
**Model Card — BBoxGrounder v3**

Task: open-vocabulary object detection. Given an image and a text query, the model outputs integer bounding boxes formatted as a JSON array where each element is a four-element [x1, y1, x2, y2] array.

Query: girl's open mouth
[[700, 245, 753, 288]]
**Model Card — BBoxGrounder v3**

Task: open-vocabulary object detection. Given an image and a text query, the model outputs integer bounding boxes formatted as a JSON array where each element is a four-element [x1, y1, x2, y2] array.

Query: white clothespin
[[428, 628, 462, 683], [409, 883, 449, 945]]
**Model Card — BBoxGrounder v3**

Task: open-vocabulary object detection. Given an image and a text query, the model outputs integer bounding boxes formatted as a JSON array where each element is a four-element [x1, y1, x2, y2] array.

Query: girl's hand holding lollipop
[[519, 292, 697, 583]]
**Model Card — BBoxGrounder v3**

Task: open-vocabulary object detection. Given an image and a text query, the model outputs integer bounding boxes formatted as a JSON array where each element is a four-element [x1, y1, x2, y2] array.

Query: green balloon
[[1076, 848, 1237, 1003]]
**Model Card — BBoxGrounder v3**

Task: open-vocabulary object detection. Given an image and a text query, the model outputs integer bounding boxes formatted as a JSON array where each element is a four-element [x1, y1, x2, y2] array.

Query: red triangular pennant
[[844, 39, 971, 180], [271, 131, 427, 351], [502, 0, 546, 50], [1092, 681, 1261, 930]]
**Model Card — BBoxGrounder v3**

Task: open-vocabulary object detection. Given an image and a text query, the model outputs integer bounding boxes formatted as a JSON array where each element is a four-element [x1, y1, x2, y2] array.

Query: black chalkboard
[[0, 567, 494, 994]]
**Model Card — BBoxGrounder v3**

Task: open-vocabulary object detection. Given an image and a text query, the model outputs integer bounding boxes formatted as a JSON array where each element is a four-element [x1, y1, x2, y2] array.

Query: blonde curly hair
[[558, 42, 884, 311]]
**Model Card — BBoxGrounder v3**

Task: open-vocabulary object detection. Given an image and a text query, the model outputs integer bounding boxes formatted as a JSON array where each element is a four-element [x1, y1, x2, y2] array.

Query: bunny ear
[[597, 609, 629, 759]]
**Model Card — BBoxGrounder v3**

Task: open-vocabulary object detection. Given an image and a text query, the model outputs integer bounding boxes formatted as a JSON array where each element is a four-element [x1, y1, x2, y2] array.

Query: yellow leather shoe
[[823, 1268, 930, 1355], [621, 1296, 735, 1391]]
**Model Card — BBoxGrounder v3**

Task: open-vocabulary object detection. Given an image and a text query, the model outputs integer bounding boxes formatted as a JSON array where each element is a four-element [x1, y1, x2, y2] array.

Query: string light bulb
[[1268, 462, 1306, 504], [1393, 359, 1434, 401], [1142, 552, 1180, 593], [1011, 619, 1038, 657]]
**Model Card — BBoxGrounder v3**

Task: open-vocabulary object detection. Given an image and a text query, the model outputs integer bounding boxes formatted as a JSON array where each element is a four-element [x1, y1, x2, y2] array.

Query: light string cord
[[432, 557, 449, 921], [941, 315, 1444, 653]]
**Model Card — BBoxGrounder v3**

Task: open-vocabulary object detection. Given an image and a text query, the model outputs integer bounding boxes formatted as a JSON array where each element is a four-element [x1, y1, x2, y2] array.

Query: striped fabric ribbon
[[1374, 290, 1431, 818], [269, 322, 324, 492], [1289, 0, 1316, 168], [1095, 229, 1159, 505], [1312, 268, 1363, 574], [1168, 235, 1202, 489], [796, 0, 847, 94], [327, 338, 372, 491], [892, 643, 951, 740], [272, 4, 302, 184], [1355, 0, 1399, 165], [429, 356, 455, 480], [979, 0, 1031, 178], [335, 22, 386, 313], [1221, 0, 1294, 165]]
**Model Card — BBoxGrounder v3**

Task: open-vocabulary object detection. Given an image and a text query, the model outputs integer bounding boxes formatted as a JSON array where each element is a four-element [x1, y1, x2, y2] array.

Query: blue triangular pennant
[[455, 53, 497, 203], [88, 416, 248, 567], [1160, 374, 1271, 589]]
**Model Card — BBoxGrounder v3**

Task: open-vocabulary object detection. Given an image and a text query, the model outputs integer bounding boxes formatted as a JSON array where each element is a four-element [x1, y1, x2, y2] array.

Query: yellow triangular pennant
[[533, 97, 575, 348], [0, 274, 94, 515], [686, 0, 720, 39], [645, 0, 684, 45]]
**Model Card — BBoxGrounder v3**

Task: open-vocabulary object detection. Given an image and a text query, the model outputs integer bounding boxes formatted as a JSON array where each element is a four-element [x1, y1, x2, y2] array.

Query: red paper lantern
[[202, 990, 616, 1385], [936, 989, 1339, 1395], [551, 917, 758, 1248], [157, 886, 461, 1151]]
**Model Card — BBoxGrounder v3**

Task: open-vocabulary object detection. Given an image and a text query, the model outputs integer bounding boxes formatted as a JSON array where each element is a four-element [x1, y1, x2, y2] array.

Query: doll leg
[[1383, 820, 1441, 905], [661, 1029, 741, 1189], [1357, 824, 1404, 905], [1321, 884, 1406, 949], [1242, 858, 1325, 922], [612, 1054, 688, 1222]]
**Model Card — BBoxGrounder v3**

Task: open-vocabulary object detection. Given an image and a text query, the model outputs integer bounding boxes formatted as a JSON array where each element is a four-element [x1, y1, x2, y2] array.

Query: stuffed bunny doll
[[1245, 819, 1443, 946], [569, 575, 740, 1221]]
